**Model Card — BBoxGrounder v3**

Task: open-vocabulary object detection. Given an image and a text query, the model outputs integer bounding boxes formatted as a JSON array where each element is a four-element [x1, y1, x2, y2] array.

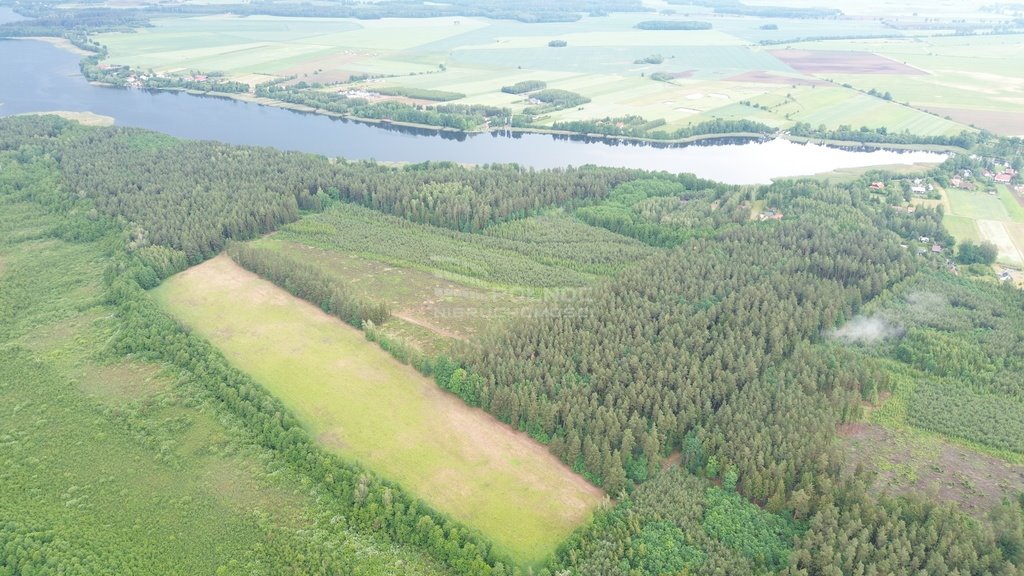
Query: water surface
[[0, 39, 946, 184]]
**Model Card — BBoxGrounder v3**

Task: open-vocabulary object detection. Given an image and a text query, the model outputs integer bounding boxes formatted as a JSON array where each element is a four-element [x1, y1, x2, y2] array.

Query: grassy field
[[153, 255, 605, 567], [0, 194, 445, 574], [90, 7, 1024, 138], [940, 184, 1024, 266]]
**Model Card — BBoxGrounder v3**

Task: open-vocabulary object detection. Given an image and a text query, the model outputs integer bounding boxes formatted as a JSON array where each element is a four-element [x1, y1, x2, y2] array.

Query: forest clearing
[[153, 254, 605, 567]]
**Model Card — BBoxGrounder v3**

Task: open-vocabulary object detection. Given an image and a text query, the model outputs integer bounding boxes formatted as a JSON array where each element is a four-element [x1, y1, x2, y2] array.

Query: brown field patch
[[727, 70, 827, 86], [770, 49, 926, 75], [926, 107, 1024, 136], [843, 423, 1024, 518]]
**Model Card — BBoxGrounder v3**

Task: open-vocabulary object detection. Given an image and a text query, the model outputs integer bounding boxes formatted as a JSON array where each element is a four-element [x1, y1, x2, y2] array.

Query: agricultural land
[[72, 1, 1023, 143]]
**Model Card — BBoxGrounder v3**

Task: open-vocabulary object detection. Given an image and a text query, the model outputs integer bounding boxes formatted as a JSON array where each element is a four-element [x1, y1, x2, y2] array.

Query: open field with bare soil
[[153, 255, 605, 567]]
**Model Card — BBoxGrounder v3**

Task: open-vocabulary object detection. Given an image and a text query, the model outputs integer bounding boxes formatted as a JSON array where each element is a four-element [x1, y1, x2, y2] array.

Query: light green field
[[153, 255, 605, 567], [942, 183, 1024, 265], [997, 185, 1024, 221], [945, 186, 1012, 221], [942, 214, 981, 243]]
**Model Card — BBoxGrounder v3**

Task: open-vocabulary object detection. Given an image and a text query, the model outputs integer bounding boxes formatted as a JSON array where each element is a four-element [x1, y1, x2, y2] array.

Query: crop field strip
[[154, 255, 605, 567]]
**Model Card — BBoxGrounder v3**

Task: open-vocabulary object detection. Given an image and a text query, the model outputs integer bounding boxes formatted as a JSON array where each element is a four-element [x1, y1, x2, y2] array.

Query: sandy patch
[[17, 36, 92, 56], [770, 49, 927, 75], [18, 111, 115, 127]]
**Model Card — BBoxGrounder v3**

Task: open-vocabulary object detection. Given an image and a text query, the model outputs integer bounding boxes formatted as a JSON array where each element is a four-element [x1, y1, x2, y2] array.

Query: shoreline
[[27, 36, 966, 155], [90, 81, 966, 155]]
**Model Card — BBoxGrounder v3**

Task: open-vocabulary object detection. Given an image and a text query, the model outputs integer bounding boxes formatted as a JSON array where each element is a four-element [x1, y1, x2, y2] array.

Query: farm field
[[89, 6, 1020, 138], [152, 255, 605, 567], [787, 34, 1024, 136], [941, 185, 1024, 266]]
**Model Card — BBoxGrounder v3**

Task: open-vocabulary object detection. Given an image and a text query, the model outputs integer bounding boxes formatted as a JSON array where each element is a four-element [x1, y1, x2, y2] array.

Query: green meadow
[[0, 191, 444, 574], [153, 255, 605, 567]]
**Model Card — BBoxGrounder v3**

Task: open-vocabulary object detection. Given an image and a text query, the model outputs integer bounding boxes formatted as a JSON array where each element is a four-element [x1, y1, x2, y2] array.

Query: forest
[[1, 114, 1023, 574]]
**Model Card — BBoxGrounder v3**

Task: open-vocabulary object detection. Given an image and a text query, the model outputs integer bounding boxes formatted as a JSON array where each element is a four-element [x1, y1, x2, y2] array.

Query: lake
[[0, 38, 947, 184]]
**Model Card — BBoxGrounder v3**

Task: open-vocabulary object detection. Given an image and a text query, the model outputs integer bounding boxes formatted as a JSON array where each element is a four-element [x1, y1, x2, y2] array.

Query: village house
[[869, 181, 885, 190], [932, 244, 943, 253]]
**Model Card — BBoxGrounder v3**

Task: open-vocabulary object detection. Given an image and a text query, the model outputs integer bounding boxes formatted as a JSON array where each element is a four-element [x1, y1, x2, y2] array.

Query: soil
[[770, 49, 927, 75], [727, 70, 827, 86], [925, 107, 1024, 137], [843, 423, 1024, 518]]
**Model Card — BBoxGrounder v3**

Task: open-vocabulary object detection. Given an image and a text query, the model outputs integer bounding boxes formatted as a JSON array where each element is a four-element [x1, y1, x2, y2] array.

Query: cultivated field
[[153, 255, 605, 567], [89, 6, 1022, 137], [942, 185, 1024, 266]]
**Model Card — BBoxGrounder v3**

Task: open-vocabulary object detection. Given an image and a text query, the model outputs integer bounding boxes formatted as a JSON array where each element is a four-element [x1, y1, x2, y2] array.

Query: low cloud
[[830, 315, 902, 344]]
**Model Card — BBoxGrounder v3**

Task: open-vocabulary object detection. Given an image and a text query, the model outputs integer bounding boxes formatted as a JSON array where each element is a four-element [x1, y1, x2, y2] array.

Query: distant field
[[91, 10, 1015, 137], [153, 255, 605, 566], [788, 34, 1024, 136]]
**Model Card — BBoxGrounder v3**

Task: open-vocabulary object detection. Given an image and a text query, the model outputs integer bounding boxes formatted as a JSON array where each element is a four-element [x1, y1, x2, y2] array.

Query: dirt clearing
[[843, 423, 1024, 518], [770, 49, 927, 75], [727, 70, 827, 86]]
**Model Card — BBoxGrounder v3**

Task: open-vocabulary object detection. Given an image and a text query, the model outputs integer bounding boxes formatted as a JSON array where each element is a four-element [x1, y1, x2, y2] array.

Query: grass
[[942, 214, 982, 244], [944, 186, 1011, 221], [942, 183, 1024, 264], [0, 193, 445, 574], [153, 255, 605, 567], [996, 184, 1024, 221]]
